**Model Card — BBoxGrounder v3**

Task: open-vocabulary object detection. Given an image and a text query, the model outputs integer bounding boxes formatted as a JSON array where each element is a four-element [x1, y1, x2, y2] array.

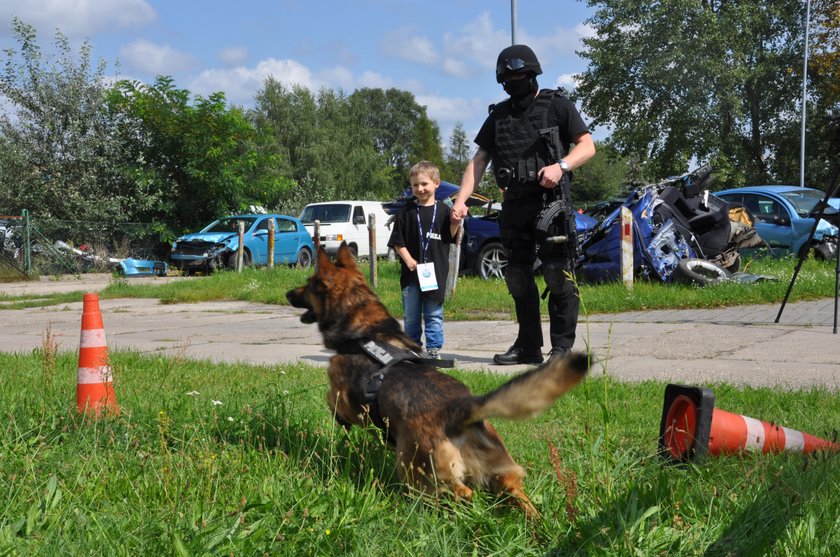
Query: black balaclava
[[503, 74, 538, 110]]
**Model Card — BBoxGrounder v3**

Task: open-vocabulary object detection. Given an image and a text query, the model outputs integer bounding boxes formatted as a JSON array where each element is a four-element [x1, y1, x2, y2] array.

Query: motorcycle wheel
[[674, 258, 731, 286]]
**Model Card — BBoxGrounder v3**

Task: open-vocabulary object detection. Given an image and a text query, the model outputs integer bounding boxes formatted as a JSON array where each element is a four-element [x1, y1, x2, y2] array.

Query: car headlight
[[324, 234, 344, 242]]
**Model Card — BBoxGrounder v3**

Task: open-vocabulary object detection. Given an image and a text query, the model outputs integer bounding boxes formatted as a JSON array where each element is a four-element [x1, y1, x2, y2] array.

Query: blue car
[[170, 213, 315, 273], [715, 185, 839, 260]]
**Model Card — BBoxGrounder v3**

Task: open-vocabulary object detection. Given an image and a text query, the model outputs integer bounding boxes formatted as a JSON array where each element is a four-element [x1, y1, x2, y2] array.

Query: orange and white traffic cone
[[76, 292, 119, 416], [659, 384, 839, 463]]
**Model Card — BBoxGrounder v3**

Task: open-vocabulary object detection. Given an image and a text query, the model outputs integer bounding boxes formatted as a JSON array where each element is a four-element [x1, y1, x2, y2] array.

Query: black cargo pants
[[500, 193, 579, 352]]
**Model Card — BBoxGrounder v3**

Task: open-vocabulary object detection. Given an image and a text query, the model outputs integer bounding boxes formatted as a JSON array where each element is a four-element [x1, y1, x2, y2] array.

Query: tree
[[252, 82, 438, 204], [807, 0, 840, 189], [409, 114, 445, 175], [571, 142, 632, 205], [250, 80, 393, 209], [445, 122, 471, 183], [0, 18, 157, 222], [107, 77, 288, 234], [577, 0, 807, 186], [347, 88, 432, 192]]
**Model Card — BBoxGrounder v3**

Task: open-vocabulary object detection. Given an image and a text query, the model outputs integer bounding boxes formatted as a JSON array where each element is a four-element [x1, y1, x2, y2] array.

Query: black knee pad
[[542, 260, 573, 294], [504, 264, 533, 298]]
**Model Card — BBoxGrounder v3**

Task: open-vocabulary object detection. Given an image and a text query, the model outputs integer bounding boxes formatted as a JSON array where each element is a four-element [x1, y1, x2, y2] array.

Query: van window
[[353, 206, 366, 225], [300, 204, 352, 223]]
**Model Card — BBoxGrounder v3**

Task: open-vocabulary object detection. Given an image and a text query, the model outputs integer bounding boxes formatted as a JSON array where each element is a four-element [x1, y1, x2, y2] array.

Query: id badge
[[416, 262, 438, 292]]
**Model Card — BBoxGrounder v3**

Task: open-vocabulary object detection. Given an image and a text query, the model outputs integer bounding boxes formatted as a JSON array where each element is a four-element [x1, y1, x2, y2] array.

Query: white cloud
[[575, 22, 597, 40], [0, 0, 155, 37], [554, 73, 579, 91], [442, 57, 469, 78], [415, 94, 484, 129], [189, 58, 318, 104], [119, 39, 196, 75], [380, 29, 438, 65], [218, 46, 248, 67], [355, 70, 393, 90], [316, 66, 393, 91], [442, 12, 509, 73]]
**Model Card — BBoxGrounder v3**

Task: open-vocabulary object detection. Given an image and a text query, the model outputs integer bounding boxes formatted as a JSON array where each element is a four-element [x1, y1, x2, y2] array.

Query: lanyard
[[416, 202, 437, 263]]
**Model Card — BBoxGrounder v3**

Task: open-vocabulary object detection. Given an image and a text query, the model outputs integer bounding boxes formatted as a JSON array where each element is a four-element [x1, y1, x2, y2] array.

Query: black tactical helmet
[[495, 44, 542, 83]]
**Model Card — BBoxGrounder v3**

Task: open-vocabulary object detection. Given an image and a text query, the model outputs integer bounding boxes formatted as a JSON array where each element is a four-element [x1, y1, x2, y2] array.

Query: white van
[[299, 200, 392, 258]]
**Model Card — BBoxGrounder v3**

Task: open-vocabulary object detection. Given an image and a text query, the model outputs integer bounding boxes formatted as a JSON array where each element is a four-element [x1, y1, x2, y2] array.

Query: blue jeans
[[401, 283, 444, 350]]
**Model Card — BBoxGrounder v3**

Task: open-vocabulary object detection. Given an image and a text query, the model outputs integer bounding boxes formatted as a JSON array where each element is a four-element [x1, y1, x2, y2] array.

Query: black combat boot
[[493, 345, 544, 365]]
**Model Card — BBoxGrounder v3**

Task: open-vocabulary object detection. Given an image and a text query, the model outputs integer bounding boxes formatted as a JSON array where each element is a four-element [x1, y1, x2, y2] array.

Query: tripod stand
[[775, 182, 840, 333]]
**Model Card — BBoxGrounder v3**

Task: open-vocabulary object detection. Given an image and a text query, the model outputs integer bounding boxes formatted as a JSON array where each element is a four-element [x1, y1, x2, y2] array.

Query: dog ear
[[316, 246, 333, 272], [335, 242, 359, 269]]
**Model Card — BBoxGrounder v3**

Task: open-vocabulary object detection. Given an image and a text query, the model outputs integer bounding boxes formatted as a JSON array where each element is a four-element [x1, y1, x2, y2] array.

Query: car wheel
[[226, 250, 251, 269], [295, 247, 313, 269], [476, 242, 507, 279], [347, 244, 358, 258], [813, 243, 834, 261], [674, 258, 731, 286]]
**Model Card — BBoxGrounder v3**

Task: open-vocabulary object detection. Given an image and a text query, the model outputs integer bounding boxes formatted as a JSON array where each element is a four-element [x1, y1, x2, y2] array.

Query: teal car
[[715, 185, 838, 260], [170, 214, 314, 273]]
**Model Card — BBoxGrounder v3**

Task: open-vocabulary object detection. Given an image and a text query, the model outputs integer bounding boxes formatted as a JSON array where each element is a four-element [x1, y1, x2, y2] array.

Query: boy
[[388, 161, 460, 359]]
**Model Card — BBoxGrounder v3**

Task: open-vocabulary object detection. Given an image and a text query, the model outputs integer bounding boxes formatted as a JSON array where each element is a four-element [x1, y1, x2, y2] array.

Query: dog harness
[[357, 339, 453, 403]]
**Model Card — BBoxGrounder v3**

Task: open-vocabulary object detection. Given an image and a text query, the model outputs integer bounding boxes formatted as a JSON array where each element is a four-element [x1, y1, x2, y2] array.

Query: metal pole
[[799, 0, 811, 188], [511, 0, 518, 45]]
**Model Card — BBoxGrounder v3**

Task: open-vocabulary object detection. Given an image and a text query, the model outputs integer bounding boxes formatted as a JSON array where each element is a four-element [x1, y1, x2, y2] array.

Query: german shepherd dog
[[286, 244, 589, 517]]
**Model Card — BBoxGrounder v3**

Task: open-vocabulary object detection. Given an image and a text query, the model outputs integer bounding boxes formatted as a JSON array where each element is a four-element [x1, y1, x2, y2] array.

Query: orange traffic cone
[[659, 384, 839, 463], [76, 292, 119, 416]]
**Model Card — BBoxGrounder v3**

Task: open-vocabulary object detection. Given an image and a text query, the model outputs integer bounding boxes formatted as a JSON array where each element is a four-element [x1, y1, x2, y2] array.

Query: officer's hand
[[451, 202, 469, 223], [538, 163, 563, 189]]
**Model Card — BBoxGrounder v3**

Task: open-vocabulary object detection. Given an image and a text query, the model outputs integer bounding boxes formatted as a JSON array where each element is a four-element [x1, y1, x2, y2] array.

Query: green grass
[[1, 255, 837, 317], [2, 351, 838, 555]]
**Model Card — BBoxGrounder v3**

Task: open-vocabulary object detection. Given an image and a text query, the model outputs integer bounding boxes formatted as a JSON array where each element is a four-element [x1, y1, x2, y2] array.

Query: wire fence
[[1, 211, 166, 278]]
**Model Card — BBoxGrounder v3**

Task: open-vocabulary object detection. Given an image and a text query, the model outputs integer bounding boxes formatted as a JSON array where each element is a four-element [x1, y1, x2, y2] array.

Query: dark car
[[170, 213, 315, 273], [384, 181, 597, 279]]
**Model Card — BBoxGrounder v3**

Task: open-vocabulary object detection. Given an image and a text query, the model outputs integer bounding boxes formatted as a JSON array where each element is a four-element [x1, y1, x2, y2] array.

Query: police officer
[[452, 44, 595, 365]]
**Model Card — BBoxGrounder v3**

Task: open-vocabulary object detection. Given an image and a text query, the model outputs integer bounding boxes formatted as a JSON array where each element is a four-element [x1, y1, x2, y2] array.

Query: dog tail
[[467, 352, 590, 424]]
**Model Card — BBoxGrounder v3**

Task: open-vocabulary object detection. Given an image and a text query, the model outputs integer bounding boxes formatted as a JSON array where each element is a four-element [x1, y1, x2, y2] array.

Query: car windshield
[[299, 204, 351, 223], [202, 217, 258, 233], [779, 189, 825, 217]]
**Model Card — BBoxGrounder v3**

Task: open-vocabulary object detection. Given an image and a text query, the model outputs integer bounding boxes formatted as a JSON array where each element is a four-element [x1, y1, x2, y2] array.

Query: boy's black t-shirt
[[387, 199, 454, 304]]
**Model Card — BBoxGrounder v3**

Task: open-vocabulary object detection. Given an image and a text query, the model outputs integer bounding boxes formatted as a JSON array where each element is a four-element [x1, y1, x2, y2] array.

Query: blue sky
[[1, 0, 597, 146]]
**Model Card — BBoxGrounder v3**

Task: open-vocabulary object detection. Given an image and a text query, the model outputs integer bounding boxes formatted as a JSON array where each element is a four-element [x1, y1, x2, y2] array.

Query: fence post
[[313, 220, 321, 272], [368, 213, 377, 288], [22, 208, 31, 275], [236, 220, 245, 273], [267, 217, 275, 270], [620, 206, 634, 291], [445, 220, 463, 298]]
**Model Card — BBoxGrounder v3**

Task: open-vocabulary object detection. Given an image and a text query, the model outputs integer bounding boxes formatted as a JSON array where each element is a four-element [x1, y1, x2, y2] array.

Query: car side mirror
[[771, 215, 790, 226], [353, 215, 366, 225], [254, 229, 268, 236]]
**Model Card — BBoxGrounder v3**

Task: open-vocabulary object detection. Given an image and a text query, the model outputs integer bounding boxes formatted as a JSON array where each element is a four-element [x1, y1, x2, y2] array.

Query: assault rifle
[[536, 126, 578, 265]]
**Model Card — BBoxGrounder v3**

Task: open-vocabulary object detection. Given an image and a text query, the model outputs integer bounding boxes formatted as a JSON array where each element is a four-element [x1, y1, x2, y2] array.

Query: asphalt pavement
[[2, 273, 839, 390]]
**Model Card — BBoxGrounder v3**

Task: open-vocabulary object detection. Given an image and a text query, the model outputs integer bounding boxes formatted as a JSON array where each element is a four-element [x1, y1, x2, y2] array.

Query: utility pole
[[799, 0, 811, 188], [511, 0, 518, 44]]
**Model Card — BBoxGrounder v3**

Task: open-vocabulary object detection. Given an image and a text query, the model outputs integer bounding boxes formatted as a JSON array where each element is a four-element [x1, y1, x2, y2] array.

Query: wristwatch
[[558, 159, 571, 173]]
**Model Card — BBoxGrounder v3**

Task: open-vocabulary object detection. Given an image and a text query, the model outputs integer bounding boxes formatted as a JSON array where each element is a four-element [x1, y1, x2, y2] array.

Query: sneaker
[[427, 348, 441, 360], [493, 345, 544, 365]]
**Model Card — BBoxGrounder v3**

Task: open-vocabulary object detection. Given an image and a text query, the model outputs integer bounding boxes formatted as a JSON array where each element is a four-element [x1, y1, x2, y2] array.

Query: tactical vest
[[491, 88, 567, 197]]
